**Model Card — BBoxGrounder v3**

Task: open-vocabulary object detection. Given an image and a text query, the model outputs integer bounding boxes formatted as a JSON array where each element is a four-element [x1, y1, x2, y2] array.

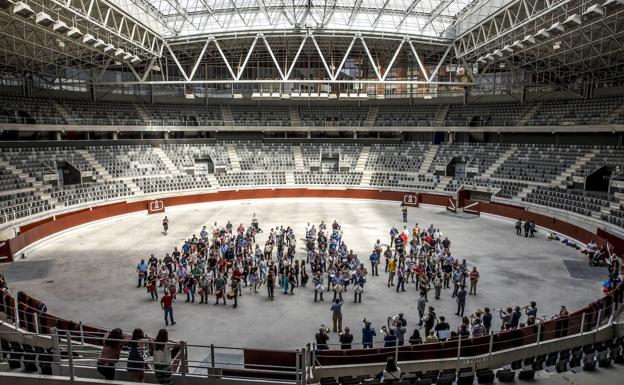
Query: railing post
[[295, 349, 300, 385], [210, 344, 215, 368], [488, 332, 494, 359], [78, 322, 84, 345], [609, 301, 617, 324], [395, 341, 399, 362], [14, 302, 19, 327], [580, 312, 586, 335], [596, 309, 602, 331], [66, 331, 74, 382], [457, 334, 462, 361], [536, 322, 542, 345], [51, 328, 61, 376], [34, 312, 39, 334], [180, 341, 188, 384]]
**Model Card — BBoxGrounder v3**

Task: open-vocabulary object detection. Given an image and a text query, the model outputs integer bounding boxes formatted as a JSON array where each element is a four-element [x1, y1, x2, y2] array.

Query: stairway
[[553, 149, 600, 186], [434, 176, 453, 192], [123, 179, 143, 195], [77, 149, 112, 180], [517, 103, 540, 126], [134, 104, 151, 123], [221, 106, 234, 126], [481, 147, 516, 179], [602, 101, 624, 124], [153, 147, 181, 175], [354, 147, 370, 172], [433, 105, 449, 126], [289, 106, 300, 126], [226, 144, 241, 171], [514, 185, 535, 203], [418, 145, 439, 174], [364, 106, 379, 127], [0, 161, 42, 187], [360, 171, 373, 187], [53, 101, 72, 124], [205, 173, 220, 189], [285, 171, 295, 185], [293, 146, 305, 171]]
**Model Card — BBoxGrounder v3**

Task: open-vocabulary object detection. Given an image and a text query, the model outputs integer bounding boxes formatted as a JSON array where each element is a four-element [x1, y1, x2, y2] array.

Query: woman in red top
[[469, 267, 480, 295]]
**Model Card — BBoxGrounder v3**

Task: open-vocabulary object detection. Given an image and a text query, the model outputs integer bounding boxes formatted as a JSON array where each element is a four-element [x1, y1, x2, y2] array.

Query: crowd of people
[[132, 210, 621, 353]]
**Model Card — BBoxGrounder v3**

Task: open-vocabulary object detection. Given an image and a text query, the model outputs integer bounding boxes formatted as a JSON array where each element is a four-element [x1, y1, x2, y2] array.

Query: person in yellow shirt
[[387, 257, 397, 287]]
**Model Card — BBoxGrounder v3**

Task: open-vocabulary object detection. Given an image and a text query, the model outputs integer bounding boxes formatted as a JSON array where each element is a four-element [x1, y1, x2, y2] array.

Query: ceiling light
[[603, 0, 624, 8], [102, 43, 115, 52], [67, 27, 83, 39], [583, 4, 604, 19], [502, 45, 513, 54], [114, 48, 124, 57], [493, 49, 503, 58], [12, 1, 34, 18], [123, 52, 132, 61], [563, 14, 582, 27], [53, 21, 70, 34], [130, 55, 141, 64], [83, 34, 96, 44], [35, 12, 54, 27], [534, 28, 550, 40], [512, 40, 524, 49], [93, 39, 105, 48], [522, 35, 536, 45], [547, 22, 564, 35]]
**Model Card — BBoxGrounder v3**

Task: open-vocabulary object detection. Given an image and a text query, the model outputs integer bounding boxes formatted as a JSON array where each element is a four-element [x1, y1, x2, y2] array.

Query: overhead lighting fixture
[[502, 45, 514, 54], [53, 20, 70, 34], [93, 38, 105, 48], [12, 1, 34, 18], [547, 22, 565, 35], [583, 4, 604, 18], [563, 14, 582, 27], [130, 55, 141, 64], [553, 41, 561, 50], [477, 56, 487, 64], [1, 1, 15, 10], [484, 53, 495, 62], [493, 49, 504, 58], [67, 27, 83, 40], [35, 12, 54, 27], [152, 64, 161, 72], [113, 48, 124, 57], [123, 52, 132, 61], [83, 34, 96, 44], [251, 92, 261, 99], [102, 43, 115, 52], [512, 40, 525, 49], [603, 0, 624, 8], [522, 35, 536, 45], [289, 92, 301, 99], [534, 28, 550, 40]]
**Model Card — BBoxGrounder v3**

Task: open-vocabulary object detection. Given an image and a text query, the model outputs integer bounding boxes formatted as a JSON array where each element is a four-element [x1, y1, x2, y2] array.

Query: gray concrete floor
[[5, 199, 609, 356]]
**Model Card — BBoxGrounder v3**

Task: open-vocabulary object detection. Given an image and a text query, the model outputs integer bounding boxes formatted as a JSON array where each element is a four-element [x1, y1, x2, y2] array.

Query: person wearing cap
[[339, 328, 353, 349]]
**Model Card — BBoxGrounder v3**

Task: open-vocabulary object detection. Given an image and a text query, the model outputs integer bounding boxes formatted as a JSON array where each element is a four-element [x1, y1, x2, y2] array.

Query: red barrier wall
[[2, 189, 623, 260]]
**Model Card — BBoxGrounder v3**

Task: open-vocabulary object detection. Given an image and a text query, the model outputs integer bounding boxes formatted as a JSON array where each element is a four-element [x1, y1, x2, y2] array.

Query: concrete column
[[55, 131, 62, 141], [164, 132, 170, 140], [353, 131, 357, 139], [112, 132, 118, 140]]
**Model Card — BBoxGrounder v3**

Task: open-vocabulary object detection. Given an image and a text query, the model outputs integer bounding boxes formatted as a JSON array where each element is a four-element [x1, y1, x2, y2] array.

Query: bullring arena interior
[[1, 1, 624, 385]]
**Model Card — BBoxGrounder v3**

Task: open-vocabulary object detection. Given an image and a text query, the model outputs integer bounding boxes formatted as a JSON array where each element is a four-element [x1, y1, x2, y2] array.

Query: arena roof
[[111, 0, 480, 39]]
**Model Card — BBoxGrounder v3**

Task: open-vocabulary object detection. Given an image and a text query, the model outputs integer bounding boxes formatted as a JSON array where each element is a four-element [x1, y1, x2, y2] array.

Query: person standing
[[417, 293, 427, 326], [433, 272, 443, 300], [313, 272, 324, 302], [523, 220, 530, 237], [136, 259, 148, 288], [402, 205, 408, 223], [469, 267, 480, 295], [387, 257, 397, 287], [127, 328, 148, 383], [266, 270, 275, 301], [515, 219, 522, 236], [160, 291, 175, 326], [230, 275, 239, 309], [456, 285, 467, 317], [96, 328, 125, 381], [530, 221, 536, 237], [482, 307, 492, 333], [362, 321, 376, 349], [153, 329, 173, 385], [396, 264, 406, 292], [331, 299, 344, 333], [162, 216, 169, 235], [214, 274, 227, 306], [339, 328, 353, 349], [369, 250, 380, 276], [315, 328, 329, 350]]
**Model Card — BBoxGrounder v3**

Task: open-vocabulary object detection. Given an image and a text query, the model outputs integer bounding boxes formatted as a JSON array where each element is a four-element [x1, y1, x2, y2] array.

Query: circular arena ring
[[1, 188, 623, 383]]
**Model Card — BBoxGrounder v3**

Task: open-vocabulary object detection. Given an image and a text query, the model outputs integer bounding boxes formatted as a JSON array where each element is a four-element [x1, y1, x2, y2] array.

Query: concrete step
[[364, 106, 378, 127], [360, 171, 373, 187], [226, 145, 241, 172], [419, 145, 439, 174], [205, 173, 220, 189], [221, 106, 233, 126], [285, 171, 295, 185], [433, 105, 449, 126], [481, 147, 516, 179], [354, 147, 370, 173], [77, 149, 112, 180], [434, 176, 453, 192], [289, 106, 300, 126], [153, 147, 181, 175], [293, 146, 305, 171]]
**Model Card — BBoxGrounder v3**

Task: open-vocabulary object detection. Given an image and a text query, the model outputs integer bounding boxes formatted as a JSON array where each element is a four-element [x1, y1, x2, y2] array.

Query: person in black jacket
[[339, 327, 353, 349]]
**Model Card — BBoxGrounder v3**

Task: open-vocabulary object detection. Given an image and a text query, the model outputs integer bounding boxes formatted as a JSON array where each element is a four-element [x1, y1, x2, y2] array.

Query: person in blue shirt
[[136, 259, 148, 288], [383, 328, 397, 347], [369, 251, 380, 276], [390, 227, 399, 246], [362, 321, 376, 349]]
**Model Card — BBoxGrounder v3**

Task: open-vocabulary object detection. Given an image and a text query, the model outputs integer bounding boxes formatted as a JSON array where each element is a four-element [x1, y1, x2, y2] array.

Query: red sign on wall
[[403, 194, 419, 207], [147, 200, 165, 214]]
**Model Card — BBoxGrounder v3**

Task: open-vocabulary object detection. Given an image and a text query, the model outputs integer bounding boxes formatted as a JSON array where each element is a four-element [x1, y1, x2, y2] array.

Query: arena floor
[[4, 198, 608, 357]]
